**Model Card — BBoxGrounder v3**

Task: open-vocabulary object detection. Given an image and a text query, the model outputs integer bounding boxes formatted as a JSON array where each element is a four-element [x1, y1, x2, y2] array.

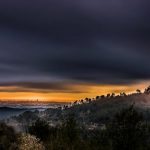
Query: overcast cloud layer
[[0, 0, 150, 92]]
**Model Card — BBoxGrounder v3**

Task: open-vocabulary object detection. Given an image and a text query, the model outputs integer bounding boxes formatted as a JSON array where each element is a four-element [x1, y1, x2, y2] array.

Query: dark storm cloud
[[0, 0, 150, 91], [0, 82, 86, 93]]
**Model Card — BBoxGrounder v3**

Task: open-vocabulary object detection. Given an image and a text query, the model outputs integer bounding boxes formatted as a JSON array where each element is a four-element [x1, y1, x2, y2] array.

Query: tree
[[101, 95, 105, 99], [18, 134, 45, 150], [96, 96, 100, 100], [85, 97, 89, 101], [62, 115, 79, 145], [108, 105, 148, 150], [28, 119, 50, 141], [111, 93, 115, 98], [107, 94, 111, 98], [88, 98, 92, 103], [0, 122, 18, 150], [120, 92, 127, 97], [73, 100, 78, 105], [136, 89, 141, 94], [80, 99, 84, 104], [144, 86, 150, 94]]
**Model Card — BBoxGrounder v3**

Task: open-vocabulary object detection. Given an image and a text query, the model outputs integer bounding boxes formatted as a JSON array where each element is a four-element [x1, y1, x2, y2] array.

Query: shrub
[[18, 134, 45, 150]]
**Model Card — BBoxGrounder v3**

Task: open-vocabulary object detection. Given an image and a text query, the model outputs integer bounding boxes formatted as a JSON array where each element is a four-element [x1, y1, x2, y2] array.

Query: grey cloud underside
[[0, 0, 150, 92], [0, 82, 87, 93]]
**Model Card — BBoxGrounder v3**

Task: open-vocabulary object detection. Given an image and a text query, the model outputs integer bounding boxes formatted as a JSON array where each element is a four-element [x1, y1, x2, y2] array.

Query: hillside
[[62, 92, 150, 124]]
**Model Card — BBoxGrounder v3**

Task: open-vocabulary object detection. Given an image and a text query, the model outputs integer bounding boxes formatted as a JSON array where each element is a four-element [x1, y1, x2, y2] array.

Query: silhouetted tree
[[73, 100, 78, 105], [63, 105, 69, 110], [120, 92, 127, 97], [111, 93, 115, 98], [107, 94, 111, 98], [144, 86, 150, 94], [96, 96, 100, 100], [80, 99, 84, 104], [101, 95, 105, 99], [136, 89, 141, 94], [88, 98, 92, 103], [85, 98, 89, 101]]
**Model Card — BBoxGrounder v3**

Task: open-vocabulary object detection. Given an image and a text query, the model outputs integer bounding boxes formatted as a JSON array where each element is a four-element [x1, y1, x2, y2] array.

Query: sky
[[0, 0, 150, 101]]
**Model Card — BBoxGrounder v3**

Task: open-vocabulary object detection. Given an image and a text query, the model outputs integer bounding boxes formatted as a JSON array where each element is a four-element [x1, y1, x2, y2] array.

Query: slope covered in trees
[[62, 86, 150, 124]]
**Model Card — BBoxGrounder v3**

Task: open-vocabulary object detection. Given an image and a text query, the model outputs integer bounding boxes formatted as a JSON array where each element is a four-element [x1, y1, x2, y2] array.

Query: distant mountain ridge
[[0, 106, 27, 110], [0, 102, 65, 120]]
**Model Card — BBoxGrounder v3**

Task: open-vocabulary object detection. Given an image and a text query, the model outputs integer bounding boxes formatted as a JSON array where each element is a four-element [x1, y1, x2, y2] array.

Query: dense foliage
[[26, 106, 150, 150], [0, 123, 18, 150]]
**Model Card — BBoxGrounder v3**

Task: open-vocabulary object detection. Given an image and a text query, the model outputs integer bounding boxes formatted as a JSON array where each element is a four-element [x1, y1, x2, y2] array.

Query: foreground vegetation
[[1, 105, 150, 150]]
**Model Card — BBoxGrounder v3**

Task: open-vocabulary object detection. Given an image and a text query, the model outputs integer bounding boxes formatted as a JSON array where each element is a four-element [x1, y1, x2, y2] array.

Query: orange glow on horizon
[[0, 81, 149, 102]]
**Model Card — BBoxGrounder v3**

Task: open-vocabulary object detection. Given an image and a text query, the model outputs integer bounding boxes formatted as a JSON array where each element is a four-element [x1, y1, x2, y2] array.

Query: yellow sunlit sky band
[[0, 81, 149, 102]]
